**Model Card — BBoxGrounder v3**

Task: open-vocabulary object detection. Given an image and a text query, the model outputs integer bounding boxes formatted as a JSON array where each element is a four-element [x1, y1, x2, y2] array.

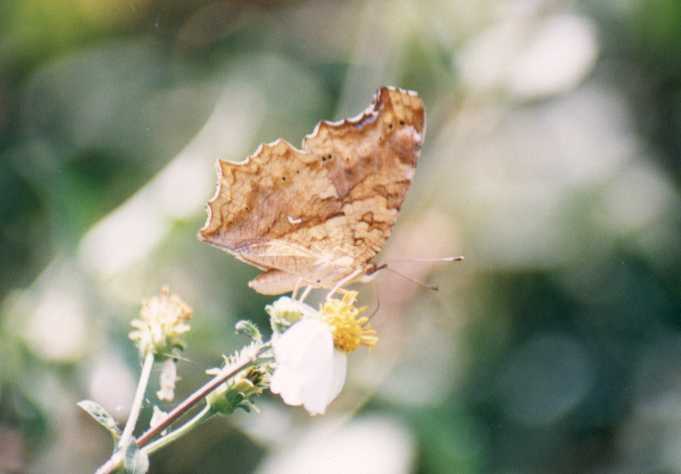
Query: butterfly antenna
[[383, 266, 440, 292], [368, 292, 381, 320], [387, 256, 464, 263]]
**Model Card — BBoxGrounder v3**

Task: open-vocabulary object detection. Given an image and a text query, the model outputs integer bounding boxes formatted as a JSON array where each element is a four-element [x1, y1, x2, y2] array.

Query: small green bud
[[266, 297, 315, 333], [235, 320, 262, 343], [206, 365, 271, 416]]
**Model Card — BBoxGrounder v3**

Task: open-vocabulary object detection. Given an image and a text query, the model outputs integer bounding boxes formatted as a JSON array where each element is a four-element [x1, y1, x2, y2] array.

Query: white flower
[[269, 292, 377, 416], [129, 287, 192, 356], [270, 319, 347, 415]]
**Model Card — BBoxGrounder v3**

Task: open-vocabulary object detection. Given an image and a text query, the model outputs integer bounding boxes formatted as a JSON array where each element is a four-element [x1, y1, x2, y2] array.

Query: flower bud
[[129, 287, 192, 357], [266, 297, 316, 333], [235, 320, 262, 343], [206, 365, 271, 415]]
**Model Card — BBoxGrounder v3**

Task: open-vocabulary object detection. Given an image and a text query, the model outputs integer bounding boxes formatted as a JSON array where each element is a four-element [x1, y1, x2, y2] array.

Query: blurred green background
[[2, 0, 681, 473]]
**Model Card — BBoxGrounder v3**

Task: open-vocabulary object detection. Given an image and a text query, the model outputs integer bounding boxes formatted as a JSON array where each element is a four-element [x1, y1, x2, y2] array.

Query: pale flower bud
[[129, 287, 192, 357]]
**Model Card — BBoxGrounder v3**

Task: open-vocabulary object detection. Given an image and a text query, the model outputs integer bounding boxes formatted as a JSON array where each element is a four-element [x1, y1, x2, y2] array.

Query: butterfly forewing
[[199, 86, 425, 294]]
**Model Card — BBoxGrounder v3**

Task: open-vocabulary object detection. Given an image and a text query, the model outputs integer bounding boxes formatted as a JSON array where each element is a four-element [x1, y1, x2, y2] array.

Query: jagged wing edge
[[197, 86, 419, 243], [302, 86, 420, 144]]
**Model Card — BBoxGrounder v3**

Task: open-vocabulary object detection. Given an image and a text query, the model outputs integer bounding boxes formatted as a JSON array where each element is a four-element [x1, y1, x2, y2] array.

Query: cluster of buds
[[206, 363, 272, 415], [129, 287, 193, 357]]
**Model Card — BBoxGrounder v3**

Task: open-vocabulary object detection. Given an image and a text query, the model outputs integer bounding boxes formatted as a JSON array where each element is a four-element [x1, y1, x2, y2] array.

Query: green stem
[[119, 352, 155, 448], [136, 344, 269, 447], [93, 344, 270, 474], [143, 404, 212, 457], [94, 451, 122, 474]]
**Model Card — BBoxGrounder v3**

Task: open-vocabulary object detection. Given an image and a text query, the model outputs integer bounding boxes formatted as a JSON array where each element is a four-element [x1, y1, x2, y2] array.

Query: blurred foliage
[[2, 0, 681, 473]]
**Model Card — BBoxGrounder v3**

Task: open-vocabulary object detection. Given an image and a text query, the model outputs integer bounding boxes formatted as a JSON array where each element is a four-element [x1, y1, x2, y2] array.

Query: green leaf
[[77, 400, 121, 442], [123, 441, 149, 474]]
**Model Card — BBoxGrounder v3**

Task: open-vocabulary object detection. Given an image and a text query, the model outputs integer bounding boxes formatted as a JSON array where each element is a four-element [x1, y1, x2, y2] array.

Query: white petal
[[301, 355, 334, 415], [302, 350, 347, 416], [272, 319, 326, 366], [329, 350, 347, 402], [271, 320, 330, 405], [270, 366, 304, 405], [271, 319, 340, 415]]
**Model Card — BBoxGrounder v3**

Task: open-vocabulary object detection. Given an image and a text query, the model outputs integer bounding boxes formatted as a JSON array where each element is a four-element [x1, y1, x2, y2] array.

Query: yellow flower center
[[321, 291, 378, 352]]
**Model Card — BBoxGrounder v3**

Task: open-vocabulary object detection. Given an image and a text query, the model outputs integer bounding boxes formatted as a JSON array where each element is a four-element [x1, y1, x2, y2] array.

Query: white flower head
[[129, 287, 192, 357], [270, 291, 377, 415]]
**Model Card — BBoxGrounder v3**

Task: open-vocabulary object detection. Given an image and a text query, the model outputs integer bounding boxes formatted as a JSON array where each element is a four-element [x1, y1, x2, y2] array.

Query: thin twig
[[119, 352, 155, 447], [143, 404, 211, 456], [137, 364, 241, 447], [94, 346, 266, 474], [94, 451, 123, 474]]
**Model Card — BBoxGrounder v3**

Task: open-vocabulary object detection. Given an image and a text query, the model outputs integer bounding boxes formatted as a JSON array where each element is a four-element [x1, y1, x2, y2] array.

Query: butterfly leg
[[298, 285, 313, 303], [326, 268, 363, 301], [291, 278, 304, 299]]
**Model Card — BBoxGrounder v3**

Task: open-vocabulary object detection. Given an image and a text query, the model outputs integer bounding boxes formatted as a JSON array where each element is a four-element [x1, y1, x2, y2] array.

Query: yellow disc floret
[[321, 291, 378, 352]]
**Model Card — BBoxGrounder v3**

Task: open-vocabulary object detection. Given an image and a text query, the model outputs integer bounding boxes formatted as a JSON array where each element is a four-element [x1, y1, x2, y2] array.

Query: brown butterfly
[[198, 86, 425, 295]]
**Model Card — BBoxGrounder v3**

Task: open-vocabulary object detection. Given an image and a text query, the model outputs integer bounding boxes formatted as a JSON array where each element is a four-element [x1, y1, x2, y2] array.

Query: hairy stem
[[136, 349, 263, 447], [94, 345, 267, 474], [94, 452, 123, 474], [119, 352, 155, 447], [143, 404, 212, 457]]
